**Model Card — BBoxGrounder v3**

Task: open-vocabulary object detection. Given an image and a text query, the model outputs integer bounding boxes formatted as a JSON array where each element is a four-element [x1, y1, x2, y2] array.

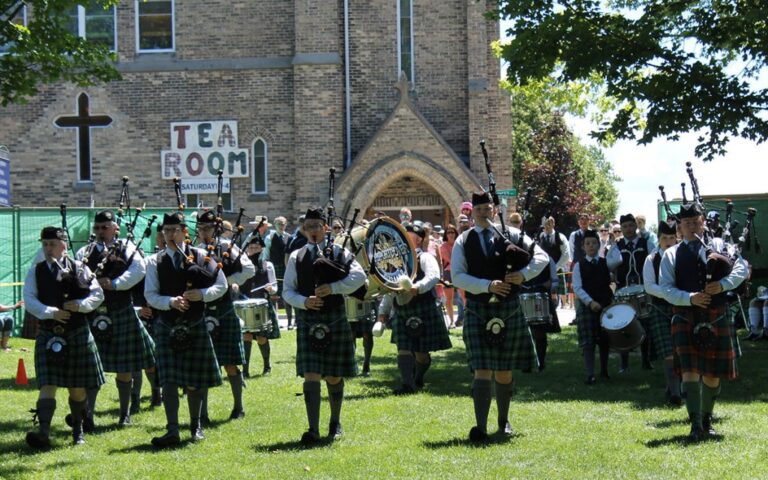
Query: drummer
[[642, 221, 682, 405], [240, 235, 280, 377], [572, 229, 613, 384], [605, 213, 652, 373]]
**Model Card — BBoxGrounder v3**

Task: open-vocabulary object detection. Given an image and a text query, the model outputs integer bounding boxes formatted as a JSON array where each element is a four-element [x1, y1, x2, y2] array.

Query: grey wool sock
[[303, 380, 322, 434], [187, 388, 205, 422]]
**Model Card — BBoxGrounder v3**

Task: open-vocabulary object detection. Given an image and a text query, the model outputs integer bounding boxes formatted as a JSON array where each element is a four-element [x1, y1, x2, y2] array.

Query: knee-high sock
[[495, 380, 514, 425], [702, 383, 721, 415], [598, 337, 610, 374], [145, 369, 159, 393], [533, 329, 548, 367], [583, 346, 596, 377], [117, 379, 133, 416], [471, 379, 492, 433], [664, 359, 681, 396], [132, 371, 143, 397], [286, 304, 293, 324], [397, 354, 416, 388], [243, 341, 253, 374], [620, 351, 629, 370], [327, 380, 344, 423], [68, 398, 86, 432], [200, 389, 209, 418], [641, 335, 651, 364], [187, 388, 205, 422], [749, 307, 761, 333], [36, 398, 56, 436], [682, 381, 702, 428], [362, 335, 374, 370], [415, 356, 431, 385], [229, 373, 244, 411], [258, 342, 271, 367], [162, 384, 180, 435], [303, 380, 321, 433], [86, 386, 100, 419], [762, 305, 768, 332]]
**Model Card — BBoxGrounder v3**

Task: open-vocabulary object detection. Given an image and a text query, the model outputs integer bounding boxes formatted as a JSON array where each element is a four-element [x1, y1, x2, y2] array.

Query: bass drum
[[335, 216, 418, 299]]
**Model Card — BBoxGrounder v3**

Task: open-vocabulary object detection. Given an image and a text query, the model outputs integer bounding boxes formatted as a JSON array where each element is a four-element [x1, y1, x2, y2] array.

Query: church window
[[397, 0, 414, 82], [0, 4, 26, 55], [252, 139, 268, 194], [66, 2, 117, 51], [136, 0, 174, 52]]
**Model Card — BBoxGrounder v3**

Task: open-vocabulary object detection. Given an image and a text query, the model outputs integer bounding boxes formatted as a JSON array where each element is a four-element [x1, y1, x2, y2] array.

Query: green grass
[[2, 327, 768, 479]]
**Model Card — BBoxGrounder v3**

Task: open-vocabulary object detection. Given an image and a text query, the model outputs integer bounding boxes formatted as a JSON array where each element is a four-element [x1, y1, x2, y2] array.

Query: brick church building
[[0, 0, 511, 224]]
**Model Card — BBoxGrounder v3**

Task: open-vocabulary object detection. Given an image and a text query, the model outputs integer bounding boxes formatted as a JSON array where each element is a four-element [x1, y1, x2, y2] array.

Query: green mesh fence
[[0, 207, 201, 337]]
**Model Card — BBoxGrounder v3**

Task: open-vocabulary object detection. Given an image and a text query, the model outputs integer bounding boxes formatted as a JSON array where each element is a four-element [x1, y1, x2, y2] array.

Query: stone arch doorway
[[367, 176, 451, 225]]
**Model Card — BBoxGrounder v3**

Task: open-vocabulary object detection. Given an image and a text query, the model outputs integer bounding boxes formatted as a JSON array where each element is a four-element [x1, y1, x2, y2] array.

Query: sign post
[[0, 146, 11, 207]]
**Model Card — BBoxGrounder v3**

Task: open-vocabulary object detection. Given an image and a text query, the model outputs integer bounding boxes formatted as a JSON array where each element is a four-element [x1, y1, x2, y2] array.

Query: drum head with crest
[[364, 217, 417, 291], [600, 303, 637, 331]]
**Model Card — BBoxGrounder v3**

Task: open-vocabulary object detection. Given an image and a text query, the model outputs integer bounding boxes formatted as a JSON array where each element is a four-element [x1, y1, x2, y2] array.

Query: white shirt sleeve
[[518, 233, 549, 281], [264, 261, 278, 293], [77, 263, 105, 313], [571, 262, 595, 305], [328, 248, 367, 295], [568, 231, 577, 263], [606, 244, 623, 271], [378, 293, 394, 317], [414, 252, 440, 294], [112, 242, 146, 290], [659, 246, 693, 306], [144, 253, 172, 311], [642, 252, 665, 300], [556, 233, 571, 271], [282, 249, 304, 309], [227, 243, 256, 287], [23, 263, 57, 319]]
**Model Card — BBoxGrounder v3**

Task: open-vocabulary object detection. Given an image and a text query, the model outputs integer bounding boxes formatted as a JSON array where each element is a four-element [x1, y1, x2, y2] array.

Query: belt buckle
[[97, 305, 108, 314], [53, 325, 65, 335]]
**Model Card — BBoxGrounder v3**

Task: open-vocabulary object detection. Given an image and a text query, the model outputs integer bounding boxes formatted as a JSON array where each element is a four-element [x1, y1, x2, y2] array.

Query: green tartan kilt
[[576, 303, 607, 349], [671, 306, 738, 379], [647, 301, 674, 360], [35, 324, 106, 389], [296, 306, 357, 378], [92, 303, 156, 373], [350, 317, 374, 338], [253, 300, 281, 340], [206, 298, 245, 366], [274, 263, 286, 296], [390, 298, 452, 353], [463, 299, 537, 372], [155, 313, 223, 389]]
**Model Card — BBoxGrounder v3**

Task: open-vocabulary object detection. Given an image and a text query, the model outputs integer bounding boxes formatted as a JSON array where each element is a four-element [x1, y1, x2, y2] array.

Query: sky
[[499, 19, 767, 226]]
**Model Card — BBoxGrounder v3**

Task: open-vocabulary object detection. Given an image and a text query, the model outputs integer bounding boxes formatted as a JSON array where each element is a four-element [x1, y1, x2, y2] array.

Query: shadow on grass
[[109, 438, 195, 454], [253, 436, 336, 452], [645, 433, 724, 448], [0, 459, 75, 478], [422, 432, 523, 449]]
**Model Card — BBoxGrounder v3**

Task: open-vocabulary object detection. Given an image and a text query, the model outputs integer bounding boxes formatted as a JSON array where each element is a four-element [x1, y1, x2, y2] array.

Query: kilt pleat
[[671, 307, 738, 379], [296, 306, 357, 378], [35, 325, 106, 389], [647, 301, 674, 360], [92, 304, 156, 373], [155, 313, 223, 389], [206, 298, 246, 366], [390, 298, 452, 353], [576, 303, 604, 349], [463, 299, 537, 372]]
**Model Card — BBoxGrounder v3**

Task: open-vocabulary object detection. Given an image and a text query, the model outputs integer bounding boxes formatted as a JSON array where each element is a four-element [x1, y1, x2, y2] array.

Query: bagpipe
[[56, 204, 93, 293], [198, 170, 245, 278], [479, 140, 531, 273], [312, 168, 353, 287]]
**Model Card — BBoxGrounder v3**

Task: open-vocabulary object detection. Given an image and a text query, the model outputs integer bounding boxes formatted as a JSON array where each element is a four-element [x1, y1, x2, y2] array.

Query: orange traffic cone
[[16, 358, 28, 386]]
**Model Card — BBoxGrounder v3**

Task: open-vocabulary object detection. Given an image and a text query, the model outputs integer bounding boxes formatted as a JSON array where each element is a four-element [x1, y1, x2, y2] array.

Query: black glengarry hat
[[305, 207, 325, 222], [162, 212, 186, 227], [583, 229, 599, 240], [40, 226, 67, 241], [678, 203, 703, 219], [197, 209, 216, 224], [658, 221, 677, 236], [471, 192, 492, 207], [94, 210, 115, 223], [619, 213, 636, 225]]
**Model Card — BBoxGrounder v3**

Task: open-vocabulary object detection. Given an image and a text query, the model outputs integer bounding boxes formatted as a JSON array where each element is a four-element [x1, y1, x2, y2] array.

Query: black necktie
[[173, 251, 182, 270], [689, 240, 701, 254], [482, 229, 493, 257]]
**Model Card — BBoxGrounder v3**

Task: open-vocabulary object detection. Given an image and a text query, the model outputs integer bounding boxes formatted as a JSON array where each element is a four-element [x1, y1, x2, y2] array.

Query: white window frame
[[251, 138, 268, 195], [135, 0, 175, 53], [185, 194, 233, 213], [396, 0, 415, 83], [0, 5, 27, 56], [70, 3, 118, 52]]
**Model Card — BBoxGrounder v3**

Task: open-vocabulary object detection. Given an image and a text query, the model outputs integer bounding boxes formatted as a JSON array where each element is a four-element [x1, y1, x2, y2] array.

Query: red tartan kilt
[[671, 306, 738, 379]]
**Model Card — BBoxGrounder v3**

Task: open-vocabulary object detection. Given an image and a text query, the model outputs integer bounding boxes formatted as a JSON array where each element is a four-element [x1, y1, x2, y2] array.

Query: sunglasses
[[599, 229, 608, 232], [93, 225, 111, 231], [332, 226, 343, 230]]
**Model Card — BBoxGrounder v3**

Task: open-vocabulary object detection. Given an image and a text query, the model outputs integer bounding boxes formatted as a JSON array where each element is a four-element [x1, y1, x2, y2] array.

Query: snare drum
[[344, 297, 375, 323], [234, 299, 271, 333], [600, 303, 646, 351], [519, 293, 551, 325], [614, 285, 652, 318]]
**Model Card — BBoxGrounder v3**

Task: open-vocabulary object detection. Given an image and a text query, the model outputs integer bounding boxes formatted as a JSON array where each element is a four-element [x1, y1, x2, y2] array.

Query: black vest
[[650, 251, 671, 306], [578, 257, 613, 307], [296, 244, 344, 310], [615, 237, 648, 288], [35, 258, 91, 326], [674, 242, 728, 307], [157, 248, 209, 322], [538, 231, 562, 263], [269, 232, 287, 266], [244, 256, 270, 300], [571, 229, 587, 263], [83, 242, 133, 305], [464, 228, 520, 303]]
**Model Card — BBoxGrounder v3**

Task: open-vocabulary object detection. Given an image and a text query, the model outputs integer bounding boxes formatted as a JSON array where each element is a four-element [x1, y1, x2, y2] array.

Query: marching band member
[[642, 221, 682, 405], [144, 212, 227, 448], [283, 207, 366, 445], [572, 229, 613, 384], [378, 220, 451, 394], [451, 193, 548, 442], [264, 216, 292, 334], [660, 203, 747, 442], [24, 227, 105, 448], [75, 210, 155, 428]]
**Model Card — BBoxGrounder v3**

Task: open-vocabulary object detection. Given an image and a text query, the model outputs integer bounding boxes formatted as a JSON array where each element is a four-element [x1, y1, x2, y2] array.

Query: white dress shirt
[[642, 248, 666, 300]]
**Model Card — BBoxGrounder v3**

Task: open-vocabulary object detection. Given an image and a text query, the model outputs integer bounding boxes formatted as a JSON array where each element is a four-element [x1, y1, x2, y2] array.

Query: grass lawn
[[1, 327, 767, 479]]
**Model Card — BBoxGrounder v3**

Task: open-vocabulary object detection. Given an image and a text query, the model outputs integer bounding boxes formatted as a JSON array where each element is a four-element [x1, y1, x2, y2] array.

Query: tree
[[493, 0, 768, 161], [0, 0, 120, 106]]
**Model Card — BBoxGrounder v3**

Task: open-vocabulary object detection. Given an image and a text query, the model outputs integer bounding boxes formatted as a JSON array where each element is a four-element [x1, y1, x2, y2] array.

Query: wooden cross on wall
[[54, 93, 113, 182]]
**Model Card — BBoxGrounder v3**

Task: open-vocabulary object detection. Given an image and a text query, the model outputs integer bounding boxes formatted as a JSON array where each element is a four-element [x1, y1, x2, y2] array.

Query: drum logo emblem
[[368, 224, 415, 287]]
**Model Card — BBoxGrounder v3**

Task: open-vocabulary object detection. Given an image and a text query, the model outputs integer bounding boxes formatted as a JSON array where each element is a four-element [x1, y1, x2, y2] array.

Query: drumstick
[[250, 284, 270, 293]]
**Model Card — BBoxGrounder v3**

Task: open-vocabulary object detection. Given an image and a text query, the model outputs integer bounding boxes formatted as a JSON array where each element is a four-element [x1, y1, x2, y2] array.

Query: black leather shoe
[[25, 431, 51, 449], [393, 385, 415, 396], [190, 421, 205, 442], [498, 420, 514, 436], [328, 421, 343, 440], [300, 429, 320, 446], [687, 424, 704, 443], [702, 414, 717, 436], [118, 413, 132, 427], [229, 408, 245, 420], [468, 426, 488, 443], [130, 394, 141, 415], [72, 428, 85, 446], [151, 431, 181, 449], [585, 376, 596, 385], [262, 366, 272, 375], [669, 394, 683, 407]]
